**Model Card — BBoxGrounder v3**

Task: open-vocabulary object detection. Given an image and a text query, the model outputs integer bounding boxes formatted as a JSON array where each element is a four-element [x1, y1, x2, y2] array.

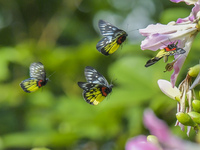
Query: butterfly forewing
[[98, 20, 118, 36], [30, 62, 46, 80], [84, 66, 109, 87]]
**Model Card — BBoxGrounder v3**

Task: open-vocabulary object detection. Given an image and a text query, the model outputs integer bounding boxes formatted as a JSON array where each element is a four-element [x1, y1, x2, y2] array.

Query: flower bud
[[192, 100, 200, 113], [176, 112, 196, 126], [147, 135, 159, 145], [188, 64, 200, 77], [188, 111, 200, 124], [147, 135, 161, 149]]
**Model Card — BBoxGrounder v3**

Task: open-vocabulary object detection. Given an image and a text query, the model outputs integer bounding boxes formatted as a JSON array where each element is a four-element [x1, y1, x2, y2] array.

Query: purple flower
[[125, 109, 200, 150], [139, 0, 200, 87], [170, 0, 198, 5], [143, 109, 185, 149]]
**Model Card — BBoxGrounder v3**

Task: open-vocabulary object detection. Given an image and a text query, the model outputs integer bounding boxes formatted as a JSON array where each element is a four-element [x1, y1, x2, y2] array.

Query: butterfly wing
[[145, 49, 166, 67], [84, 66, 109, 87], [96, 37, 120, 55], [98, 20, 119, 36], [30, 62, 46, 80], [20, 78, 40, 93], [78, 82, 112, 105], [168, 48, 186, 56]]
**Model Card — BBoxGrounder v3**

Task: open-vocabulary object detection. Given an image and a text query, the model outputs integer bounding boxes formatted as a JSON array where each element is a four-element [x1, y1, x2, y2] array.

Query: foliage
[[0, 0, 198, 149]]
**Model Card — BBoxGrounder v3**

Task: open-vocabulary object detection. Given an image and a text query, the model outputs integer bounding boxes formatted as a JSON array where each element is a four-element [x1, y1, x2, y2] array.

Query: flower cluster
[[139, 0, 200, 135], [140, 0, 200, 87], [125, 109, 200, 150], [158, 64, 200, 136]]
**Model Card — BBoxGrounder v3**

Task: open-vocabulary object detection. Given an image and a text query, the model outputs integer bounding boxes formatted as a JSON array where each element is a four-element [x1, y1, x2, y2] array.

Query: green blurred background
[[0, 0, 199, 149]]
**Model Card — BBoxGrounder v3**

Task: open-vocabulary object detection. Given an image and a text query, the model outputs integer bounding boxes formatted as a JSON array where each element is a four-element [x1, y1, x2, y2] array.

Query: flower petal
[[139, 23, 196, 51], [143, 109, 171, 142], [157, 79, 181, 100], [170, 0, 198, 5], [171, 35, 195, 87]]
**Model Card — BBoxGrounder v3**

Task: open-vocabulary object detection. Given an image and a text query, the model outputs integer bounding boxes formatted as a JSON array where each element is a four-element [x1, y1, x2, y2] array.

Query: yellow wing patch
[[20, 78, 39, 93], [103, 39, 120, 55], [84, 87, 106, 105]]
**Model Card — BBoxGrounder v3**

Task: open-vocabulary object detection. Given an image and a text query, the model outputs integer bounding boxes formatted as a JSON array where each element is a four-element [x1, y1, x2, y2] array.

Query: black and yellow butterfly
[[145, 43, 186, 67], [20, 62, 48, 93], [78, 66, 113, 105], [96, 20, 128, 56]]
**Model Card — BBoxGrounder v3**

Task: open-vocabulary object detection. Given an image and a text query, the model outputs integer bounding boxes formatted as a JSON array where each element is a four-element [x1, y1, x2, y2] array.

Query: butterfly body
[[96, 20, 128, 56], [78, 66, 113, 105], [20, 62, 48, 93], [145, 43, 186, 67]]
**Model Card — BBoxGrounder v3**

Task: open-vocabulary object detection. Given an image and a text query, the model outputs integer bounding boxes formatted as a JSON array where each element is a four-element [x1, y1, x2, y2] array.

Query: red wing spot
[[171, 48, 176, 51], [165, 47, 171, 52], [38, 80, 43, 87], [101, 87, 108, 96], [117, 36, 123, 44], [165, 47, 177, 52]]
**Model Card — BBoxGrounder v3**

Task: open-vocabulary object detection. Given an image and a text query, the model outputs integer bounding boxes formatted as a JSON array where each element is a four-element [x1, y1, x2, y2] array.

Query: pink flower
[[170, 0, 198, 5], [125, 109, 200, 150], [143, 109, 184, 149], [139, 0, 200, 87]]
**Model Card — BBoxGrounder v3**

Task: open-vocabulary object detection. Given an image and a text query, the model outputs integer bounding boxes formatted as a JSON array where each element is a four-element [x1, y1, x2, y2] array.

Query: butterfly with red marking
[[20, 62, 48, 93], [145, 42, 186, 67], [96, 20, 128, 56], [78, 66, 113, 105]]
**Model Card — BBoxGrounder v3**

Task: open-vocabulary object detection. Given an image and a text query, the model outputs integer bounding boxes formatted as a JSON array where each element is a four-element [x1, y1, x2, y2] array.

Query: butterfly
[[145, 42, 186, 67], [78, 66, 113, 105], [20, 62, 48, 93], [96, 20, 128, 56]]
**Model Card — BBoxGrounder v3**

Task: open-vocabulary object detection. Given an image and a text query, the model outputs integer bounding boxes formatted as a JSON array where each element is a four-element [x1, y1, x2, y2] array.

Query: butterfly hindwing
[[20, 78, 40, 93], [96, 20, 128, 55], [78, 66, 113, 105], [20, 62, 48, 93]]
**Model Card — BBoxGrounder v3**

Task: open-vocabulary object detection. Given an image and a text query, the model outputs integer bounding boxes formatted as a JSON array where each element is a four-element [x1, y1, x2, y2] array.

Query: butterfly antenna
[[110, 74, 117, 86], [48, 71, 56, 78], [160, 41, 167, 47], [168, 38, 172, 43], [126, 23, 129, 31], [47, 71, 56, 81], [127, 28, 139, 33]]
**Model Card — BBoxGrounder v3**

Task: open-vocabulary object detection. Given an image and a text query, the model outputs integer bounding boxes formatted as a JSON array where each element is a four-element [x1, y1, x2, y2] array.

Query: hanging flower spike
[[157, 74, 200, 136], [140, 0, 200, 87], [143, 109, 186, 149], [125, 109, 200, 150]]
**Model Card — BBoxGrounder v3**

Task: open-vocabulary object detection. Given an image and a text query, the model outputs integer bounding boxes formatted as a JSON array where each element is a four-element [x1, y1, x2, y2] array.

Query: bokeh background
[[0, 0, 199, 149]]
